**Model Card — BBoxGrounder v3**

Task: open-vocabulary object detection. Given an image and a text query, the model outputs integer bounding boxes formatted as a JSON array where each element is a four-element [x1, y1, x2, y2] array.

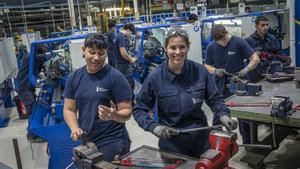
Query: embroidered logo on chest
[[96, 86, 108, 92], [228, 51, 236, 55], [192, 97, 202, 104]]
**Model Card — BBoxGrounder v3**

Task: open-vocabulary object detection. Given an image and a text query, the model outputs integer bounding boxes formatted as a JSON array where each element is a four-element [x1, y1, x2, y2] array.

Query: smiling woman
[[133, 27, 237, 158], [63, 33, 133, 162]]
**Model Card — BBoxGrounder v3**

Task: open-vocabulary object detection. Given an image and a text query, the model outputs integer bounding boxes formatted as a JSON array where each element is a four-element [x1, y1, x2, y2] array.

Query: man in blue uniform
[[114, 23, 136, 94], [133, 27, 237, 158], [204, 24, 260, 144], [246, 16, 283, 83], [64, 33, 132, 162], [106, 21, 116, 67], [204, 24, 260, 98]]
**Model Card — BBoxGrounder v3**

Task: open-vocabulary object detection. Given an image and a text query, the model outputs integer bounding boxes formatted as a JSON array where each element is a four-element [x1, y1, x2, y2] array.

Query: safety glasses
[[165, 27, 188, 38]]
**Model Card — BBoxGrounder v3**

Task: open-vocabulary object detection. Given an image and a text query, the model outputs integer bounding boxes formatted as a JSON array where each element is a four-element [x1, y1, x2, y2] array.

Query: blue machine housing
[[28, 34, 87, 169]]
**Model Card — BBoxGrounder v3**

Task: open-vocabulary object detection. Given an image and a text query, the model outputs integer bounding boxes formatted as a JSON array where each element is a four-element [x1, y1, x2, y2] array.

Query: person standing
[[114, 23, 136, 96], [64, 33, 132, 161], [246, 16, 284, 83], [133, 27, 237, 158], [107, 21, 116, 67]]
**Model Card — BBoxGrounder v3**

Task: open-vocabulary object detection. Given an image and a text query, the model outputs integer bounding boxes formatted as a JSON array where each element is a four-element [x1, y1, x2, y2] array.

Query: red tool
[[226, 101, 271, 107], [259, 51, 291, 63], [195, 130, 239, 169]]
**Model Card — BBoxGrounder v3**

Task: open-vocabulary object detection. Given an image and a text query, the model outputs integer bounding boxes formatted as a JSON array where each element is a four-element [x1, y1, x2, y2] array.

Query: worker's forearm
[[247, 53, 260, 70], [204, 64, 216, 74], [64, 111, 79, 131], [114, 108, 132, 123], [121, 51, 132, 62]]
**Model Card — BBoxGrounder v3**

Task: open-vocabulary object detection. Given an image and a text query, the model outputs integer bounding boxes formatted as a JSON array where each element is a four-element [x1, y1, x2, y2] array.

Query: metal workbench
[[227, 80, 300, 168], [116, 145, 198, 169], [228, 80, 300, 128]]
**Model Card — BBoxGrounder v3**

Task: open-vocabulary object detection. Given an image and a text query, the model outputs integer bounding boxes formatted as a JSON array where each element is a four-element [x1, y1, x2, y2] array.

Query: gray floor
[[0, 103, 300, 169]]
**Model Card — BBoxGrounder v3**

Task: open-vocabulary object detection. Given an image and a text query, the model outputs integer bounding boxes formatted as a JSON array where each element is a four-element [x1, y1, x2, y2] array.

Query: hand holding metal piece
[[153, 125, 179, 139], [70, 128, 83, 141], [223, 70, 247, 83], [176, 125, 223, 133], [220, 115, 238, 131], [214, 68, 226, 77], [237, 66, 250, 78]]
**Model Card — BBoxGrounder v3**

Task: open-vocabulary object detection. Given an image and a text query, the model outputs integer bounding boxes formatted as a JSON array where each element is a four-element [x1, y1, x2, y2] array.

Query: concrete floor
[[0, 103, 300, 169]]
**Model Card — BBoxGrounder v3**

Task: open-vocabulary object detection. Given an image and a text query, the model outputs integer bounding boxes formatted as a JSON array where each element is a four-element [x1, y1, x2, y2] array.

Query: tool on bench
[[226, 101, 271, 107], [259, 51, 291, 64], [222, 70, 262, 96], [73, 133, 118, 169], [176, 125, 223, 133], [114, 156, 185, 169], [270, 96, 293, 118], [195, 130, 239, 169]]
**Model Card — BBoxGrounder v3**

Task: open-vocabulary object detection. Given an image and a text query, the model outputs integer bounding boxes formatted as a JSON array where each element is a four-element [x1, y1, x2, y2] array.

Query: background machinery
[[27, 35, 87, 169]]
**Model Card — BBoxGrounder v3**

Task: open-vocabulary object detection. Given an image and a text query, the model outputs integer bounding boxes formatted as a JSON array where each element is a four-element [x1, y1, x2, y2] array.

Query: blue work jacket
[[133, 59, 230, 132]]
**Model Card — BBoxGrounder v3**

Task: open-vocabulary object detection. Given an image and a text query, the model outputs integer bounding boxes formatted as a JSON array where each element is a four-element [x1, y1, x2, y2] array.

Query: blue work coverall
[[246, 31, 281, 83], [133, 60, 230, 158]]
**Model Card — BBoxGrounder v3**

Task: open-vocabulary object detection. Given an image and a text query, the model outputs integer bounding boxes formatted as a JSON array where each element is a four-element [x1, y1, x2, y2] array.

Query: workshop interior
[[0, 0, 300, 169]]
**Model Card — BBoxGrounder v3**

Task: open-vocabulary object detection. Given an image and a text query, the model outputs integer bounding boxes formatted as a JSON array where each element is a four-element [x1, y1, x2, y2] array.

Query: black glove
[[214, 69, 226, 77], [153, 125, 178, 139], [220, 115, 237, 131]]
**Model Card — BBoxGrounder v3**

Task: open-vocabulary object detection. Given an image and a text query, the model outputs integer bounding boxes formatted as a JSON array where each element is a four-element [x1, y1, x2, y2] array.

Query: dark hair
[[36, 44, 48, 55], [245, 6, 252, 12], [123, 23, 135, 34], [211, 24, 227, 41], [108, 21, 116, 29], [84, 33, 108, 49], [188, 14, 198, 22], [164, 28, 190, 48], [255, 16, 268, 25]]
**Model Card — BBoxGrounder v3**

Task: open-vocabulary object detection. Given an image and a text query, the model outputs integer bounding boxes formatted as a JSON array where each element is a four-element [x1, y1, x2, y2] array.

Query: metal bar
[[250, 121, 258, 144], [239, 144, 273, 149], [176, 125, 223, 133], [12, 138, 23, 169]]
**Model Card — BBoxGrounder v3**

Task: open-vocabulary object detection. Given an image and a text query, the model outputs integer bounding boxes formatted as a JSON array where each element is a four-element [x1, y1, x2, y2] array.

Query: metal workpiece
[[176, 125, 223, 133]]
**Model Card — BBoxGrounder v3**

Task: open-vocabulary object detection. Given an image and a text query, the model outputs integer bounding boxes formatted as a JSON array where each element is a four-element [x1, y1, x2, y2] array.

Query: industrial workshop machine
[[0, 37, 18, 127], [27, 34, 87, 169], [72, 127, 239, 169]]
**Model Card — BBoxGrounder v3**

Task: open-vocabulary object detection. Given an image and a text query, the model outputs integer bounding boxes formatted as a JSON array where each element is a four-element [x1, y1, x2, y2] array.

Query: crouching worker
[[64, 33, 132, 162]]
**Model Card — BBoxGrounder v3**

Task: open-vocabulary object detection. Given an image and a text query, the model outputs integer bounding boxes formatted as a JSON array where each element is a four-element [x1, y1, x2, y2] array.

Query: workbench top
[[227, 80, 300, 128], [116, 145, 198, 168]]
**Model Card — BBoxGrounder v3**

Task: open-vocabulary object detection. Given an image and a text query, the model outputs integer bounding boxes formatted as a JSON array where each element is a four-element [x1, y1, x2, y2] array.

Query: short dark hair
[[123, 23, 135, 34], [188, 14, 198, 22], [211, 24, 227, 41], [84, 33, 107, 49], [108, 21, 116, 29], [255, 16, 268, 25], [36, 44, 48, 55]]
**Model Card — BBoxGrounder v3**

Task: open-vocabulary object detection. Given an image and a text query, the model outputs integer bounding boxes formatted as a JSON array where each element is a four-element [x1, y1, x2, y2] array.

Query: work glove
[[237, 66, 250, 78], [214, 68, 226, 77], [153, 125, 179, 139], [220, 115, 237, 131]]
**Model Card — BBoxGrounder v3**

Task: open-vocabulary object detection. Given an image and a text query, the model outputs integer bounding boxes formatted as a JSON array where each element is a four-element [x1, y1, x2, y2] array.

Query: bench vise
[[270, 96, 293, 118], [73, 134, 118, 169], [229, 78, 262, 96]]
